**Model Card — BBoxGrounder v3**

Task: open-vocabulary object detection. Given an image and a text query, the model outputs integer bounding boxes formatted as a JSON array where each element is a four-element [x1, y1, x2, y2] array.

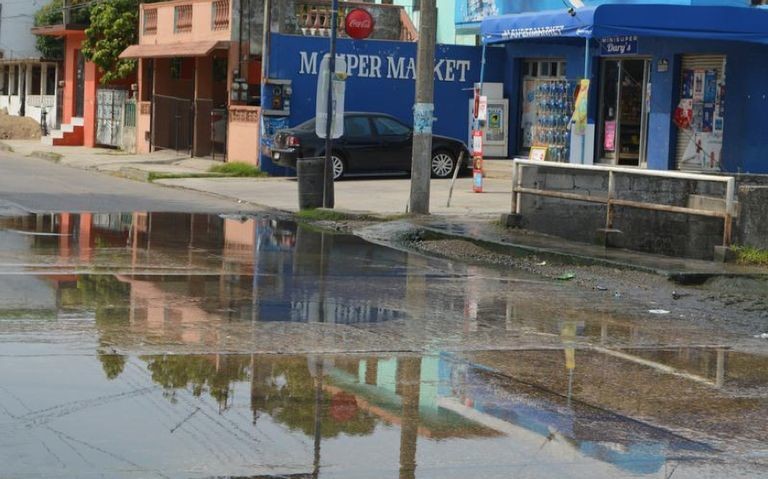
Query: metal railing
[[510, 159, 738, 246], [211, 0, 230, 30]]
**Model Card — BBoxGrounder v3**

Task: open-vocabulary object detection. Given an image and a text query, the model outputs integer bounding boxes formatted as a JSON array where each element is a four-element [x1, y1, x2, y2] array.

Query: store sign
[[600, 36, 638, 56], [299, 51, 471, 82], [345, 8, 374, 40]]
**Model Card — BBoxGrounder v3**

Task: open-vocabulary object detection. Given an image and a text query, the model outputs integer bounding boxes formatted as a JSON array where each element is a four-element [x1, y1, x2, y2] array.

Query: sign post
[[321, 0, 340, 208]]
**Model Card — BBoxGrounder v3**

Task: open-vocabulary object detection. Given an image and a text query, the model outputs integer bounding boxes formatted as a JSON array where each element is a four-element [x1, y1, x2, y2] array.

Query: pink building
[[120, 0, 262, 162]]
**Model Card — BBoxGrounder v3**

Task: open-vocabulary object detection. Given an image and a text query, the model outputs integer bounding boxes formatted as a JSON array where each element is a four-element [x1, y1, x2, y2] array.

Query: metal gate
[[152, 94, 194, 154], [96, 88, 128, 147]]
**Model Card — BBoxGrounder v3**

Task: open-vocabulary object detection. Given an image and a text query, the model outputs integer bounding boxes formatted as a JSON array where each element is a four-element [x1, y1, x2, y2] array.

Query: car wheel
[[332, 154, 346, 181], [431, 150, 456, 178]]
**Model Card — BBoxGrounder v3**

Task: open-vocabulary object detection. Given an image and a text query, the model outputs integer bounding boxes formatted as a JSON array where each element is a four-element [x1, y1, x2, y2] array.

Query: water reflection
[[5, 350, 757, 478]]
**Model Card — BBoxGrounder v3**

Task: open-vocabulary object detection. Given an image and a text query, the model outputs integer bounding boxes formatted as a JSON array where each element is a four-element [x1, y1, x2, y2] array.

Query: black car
[[271, 112, 471, 180]]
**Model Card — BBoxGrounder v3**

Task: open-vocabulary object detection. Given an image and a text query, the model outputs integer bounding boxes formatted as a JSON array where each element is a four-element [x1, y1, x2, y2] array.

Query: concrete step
[[482, 159, 514, 180]]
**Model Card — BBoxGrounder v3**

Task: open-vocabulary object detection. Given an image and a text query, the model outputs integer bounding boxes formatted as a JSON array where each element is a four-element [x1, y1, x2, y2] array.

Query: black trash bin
[[297, 157, 326, 210]]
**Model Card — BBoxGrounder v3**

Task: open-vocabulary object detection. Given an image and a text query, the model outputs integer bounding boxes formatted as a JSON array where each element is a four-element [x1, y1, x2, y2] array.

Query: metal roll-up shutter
[[675, 55, 726, 171]]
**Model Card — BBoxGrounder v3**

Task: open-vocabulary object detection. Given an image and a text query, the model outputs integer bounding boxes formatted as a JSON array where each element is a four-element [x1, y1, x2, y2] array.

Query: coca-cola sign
[[345, 8, 374, 40]]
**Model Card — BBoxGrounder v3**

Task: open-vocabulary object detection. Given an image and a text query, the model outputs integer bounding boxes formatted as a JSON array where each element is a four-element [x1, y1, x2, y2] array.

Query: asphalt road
[[0, 152, 258, 213]]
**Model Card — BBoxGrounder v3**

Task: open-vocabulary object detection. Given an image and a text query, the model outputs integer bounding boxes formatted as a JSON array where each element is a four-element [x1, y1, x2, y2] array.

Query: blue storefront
[[259, 33, 506, 174], [479, 3, 768, 173]]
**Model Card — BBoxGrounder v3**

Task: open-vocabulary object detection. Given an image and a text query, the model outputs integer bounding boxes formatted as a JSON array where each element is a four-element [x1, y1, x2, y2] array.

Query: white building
[[0, 0, 59, 131]]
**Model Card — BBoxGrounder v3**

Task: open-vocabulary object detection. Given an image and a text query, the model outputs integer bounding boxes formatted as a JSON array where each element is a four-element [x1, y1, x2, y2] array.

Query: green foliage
[[34, 0, 92, 60], [208, 162, 269, 177], [732, 246, 768, 266], [81, 0, 141, 84]]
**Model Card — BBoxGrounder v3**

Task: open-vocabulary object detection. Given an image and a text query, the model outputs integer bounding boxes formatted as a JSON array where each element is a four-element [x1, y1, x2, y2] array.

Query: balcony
[[140, 0, 232, 44], [292, 0, 418, 41]]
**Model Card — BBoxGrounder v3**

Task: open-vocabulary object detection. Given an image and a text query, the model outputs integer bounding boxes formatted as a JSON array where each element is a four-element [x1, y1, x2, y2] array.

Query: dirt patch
[[0, 109, 42, 140]]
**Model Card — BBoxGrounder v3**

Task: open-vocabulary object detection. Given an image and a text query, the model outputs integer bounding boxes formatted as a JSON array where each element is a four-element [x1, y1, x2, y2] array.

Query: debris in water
[[556, 272, 575, 281], [536, 261, 547, 266], [595, 285, 608, 291], [755, 333, 768, 339], [649, 309, 671, 315], [672, 291, 690, 300]]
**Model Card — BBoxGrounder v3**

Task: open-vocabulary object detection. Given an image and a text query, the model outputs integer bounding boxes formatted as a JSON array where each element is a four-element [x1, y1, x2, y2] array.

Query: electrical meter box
[[262, 79, 292, 116]]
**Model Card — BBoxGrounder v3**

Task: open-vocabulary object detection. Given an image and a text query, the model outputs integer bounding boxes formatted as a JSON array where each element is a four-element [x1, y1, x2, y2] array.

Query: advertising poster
[[604, 120, 616, 151], [681, 70, 694, 99], [718, 83, 726, 118], [693, 70, 705, 101], [571, 79, 590, 136], [704, 70, 717, 103], [521, 79, 536, 148], [692, 102, 704, 131], [486, 105, 504, 142], [702, 104, 714, 133]]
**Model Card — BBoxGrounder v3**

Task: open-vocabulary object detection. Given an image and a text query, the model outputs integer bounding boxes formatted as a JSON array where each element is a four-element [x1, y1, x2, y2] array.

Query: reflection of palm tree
[[79, 275, 131, 380], [99, 354, 127, 380], [143, 355, 251, 409]]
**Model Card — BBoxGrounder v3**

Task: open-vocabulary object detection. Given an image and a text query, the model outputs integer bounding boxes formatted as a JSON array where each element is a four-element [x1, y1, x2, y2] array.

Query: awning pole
[[580, 37, 590, 165]]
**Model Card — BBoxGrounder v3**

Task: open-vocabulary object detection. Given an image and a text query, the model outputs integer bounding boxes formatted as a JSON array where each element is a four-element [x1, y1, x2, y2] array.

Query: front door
[[598, 58, 651, 167], [75, 51, 85, 118]]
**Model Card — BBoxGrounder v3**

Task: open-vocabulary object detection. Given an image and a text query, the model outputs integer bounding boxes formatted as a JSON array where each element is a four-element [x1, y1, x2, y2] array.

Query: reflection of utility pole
[[561, 322, 578, 407], [399, 357, 421, 479], [409, 0, 437, 214], [312, 358, 324, 479], [63, 0, 71, 24]]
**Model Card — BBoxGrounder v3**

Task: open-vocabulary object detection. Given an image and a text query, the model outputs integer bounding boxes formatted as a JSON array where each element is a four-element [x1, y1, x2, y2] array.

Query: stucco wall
[[227, 106, 260, 165]]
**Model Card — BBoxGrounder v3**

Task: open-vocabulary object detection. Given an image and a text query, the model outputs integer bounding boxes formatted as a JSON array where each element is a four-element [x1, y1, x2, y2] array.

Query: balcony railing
[[144, 8, 158, 35], [212, 0, 230, 31], [174, 4, 193, 34]]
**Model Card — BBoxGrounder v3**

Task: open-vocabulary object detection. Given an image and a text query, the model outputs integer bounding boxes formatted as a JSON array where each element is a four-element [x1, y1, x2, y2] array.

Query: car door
[[338, 115, 377, 172], [371, 115, 413, 172]]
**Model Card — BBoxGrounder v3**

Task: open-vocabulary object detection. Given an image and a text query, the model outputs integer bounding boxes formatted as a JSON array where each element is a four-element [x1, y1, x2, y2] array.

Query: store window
[[519, 59, 572, 162], [597, 59, 651, 167], [674, 55, 726, 172]]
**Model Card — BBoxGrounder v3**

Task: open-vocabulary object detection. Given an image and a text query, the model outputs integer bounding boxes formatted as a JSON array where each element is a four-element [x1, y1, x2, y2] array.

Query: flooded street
[[1, 212, 767, 478]]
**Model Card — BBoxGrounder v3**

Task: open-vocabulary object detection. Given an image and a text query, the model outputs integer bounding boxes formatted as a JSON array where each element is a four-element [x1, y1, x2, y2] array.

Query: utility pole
[[409, 0, 437, 215], [63, 0, 71, 25]]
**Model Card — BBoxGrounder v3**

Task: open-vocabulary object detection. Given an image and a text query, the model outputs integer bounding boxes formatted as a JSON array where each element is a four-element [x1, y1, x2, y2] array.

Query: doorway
[[598, 58, 651, 167]]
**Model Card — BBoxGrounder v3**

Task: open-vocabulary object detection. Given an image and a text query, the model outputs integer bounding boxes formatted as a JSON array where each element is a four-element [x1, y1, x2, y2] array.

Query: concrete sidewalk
[[0, 139, 217, 179], [0, 139, 514, 217], [157, 176, 512, 217]]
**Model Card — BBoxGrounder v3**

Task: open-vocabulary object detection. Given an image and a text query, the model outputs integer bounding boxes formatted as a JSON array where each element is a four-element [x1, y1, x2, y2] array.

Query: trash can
[[297, 157, 326, 210]]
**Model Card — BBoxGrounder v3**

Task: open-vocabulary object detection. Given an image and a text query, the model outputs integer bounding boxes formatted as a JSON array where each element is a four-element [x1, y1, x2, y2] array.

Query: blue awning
[[481, 5, 768, 45]]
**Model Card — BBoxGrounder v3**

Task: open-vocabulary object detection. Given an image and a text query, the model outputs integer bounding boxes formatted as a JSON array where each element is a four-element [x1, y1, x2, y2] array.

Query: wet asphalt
[[0, 211, 766, 478]]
